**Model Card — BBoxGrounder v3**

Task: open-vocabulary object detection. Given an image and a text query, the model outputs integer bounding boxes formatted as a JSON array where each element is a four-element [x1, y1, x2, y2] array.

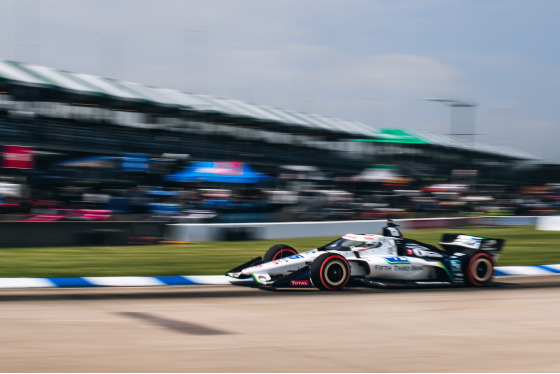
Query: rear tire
[[465, 252, 495, 286], [263, 244, 298, 262], [310, 253, 350, 291]]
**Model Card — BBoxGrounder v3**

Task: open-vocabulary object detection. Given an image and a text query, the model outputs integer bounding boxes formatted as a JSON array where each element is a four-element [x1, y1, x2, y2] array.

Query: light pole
[[419, 98, 477, 144]]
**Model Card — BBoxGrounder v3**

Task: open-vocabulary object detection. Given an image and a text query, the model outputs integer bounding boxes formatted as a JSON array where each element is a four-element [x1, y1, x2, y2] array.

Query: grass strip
[[0, 225, 558, 278]]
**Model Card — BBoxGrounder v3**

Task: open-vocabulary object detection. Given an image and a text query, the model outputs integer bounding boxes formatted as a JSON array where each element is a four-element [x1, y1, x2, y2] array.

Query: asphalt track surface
[[1, 276, 560, 373]]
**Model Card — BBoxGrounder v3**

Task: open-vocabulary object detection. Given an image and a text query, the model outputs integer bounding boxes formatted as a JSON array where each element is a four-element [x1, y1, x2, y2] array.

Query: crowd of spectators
[[1, 172, 559, 223]]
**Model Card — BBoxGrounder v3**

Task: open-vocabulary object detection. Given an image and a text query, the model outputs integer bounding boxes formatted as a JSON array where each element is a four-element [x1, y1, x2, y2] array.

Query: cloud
[[2, 0, 559, 161], [193, 47, 464, 125], [199, 46, 461, 96], [330, 54, 462, 95]]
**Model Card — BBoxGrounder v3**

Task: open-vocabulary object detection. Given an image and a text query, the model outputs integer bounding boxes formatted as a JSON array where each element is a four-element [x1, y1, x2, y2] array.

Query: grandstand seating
[[0, 58, 547, 185]]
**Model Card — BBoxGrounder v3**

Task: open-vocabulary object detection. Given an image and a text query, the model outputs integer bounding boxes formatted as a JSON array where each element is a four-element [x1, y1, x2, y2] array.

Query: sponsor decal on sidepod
[[290, 280, 309, 286]]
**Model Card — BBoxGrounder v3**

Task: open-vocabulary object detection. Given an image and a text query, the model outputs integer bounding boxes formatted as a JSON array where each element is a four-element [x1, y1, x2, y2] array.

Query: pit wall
[[166, 216, 539, 242], [0, 216, 541, 247], [0, 221, 166, 247]]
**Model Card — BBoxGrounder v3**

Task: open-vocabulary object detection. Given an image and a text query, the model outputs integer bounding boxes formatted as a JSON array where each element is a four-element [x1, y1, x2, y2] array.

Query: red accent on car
[[272, 248, 297, 261], [319, 254, 349, 290], [290, 280, 309, 286]]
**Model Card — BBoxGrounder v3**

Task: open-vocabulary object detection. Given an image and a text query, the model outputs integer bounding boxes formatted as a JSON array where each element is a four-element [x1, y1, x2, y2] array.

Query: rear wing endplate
[[439, 234, 505, 252]]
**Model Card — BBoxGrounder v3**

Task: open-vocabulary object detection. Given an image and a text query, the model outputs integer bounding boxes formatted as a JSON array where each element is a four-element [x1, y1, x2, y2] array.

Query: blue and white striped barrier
[[0, 265, 559, 289], [494, 264, 560, 276], [0, 275, 249, 289]]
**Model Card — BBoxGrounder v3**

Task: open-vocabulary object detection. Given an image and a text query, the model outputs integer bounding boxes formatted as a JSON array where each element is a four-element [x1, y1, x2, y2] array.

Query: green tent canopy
[[352, 129, 431, 144]]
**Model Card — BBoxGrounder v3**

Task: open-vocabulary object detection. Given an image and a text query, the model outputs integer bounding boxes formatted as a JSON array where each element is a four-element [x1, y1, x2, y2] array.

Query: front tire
[[465, 252, 495, 286], [310, 253, 350, 291], [263, 244, 298, 262]]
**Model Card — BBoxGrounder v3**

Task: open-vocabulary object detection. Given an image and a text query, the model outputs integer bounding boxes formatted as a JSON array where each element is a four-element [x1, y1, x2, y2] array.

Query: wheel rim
[[470, 256, 493, 284], [323, 260, 347, 287]]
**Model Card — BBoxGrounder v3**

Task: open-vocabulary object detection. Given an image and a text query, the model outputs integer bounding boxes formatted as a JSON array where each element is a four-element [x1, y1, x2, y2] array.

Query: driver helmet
[[358, 238, 380, 250]]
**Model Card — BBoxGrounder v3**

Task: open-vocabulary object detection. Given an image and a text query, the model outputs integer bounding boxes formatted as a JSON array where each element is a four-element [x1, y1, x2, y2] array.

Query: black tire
[[464, 252, 495, 286], [263, 244, 298, 262], [310, 253, 350, 291]]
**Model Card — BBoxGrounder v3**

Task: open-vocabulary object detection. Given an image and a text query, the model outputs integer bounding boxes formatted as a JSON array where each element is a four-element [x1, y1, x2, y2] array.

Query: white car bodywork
[[228, 233, 449, 285]]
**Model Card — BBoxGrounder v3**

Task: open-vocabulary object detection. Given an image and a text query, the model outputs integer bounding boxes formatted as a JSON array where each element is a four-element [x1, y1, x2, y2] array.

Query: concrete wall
[[166, 216, 539, 242], [0, 221, 166, 247], [0, 216, 538, 247], [165, 220, 390, 242], [537, 216, 560, 230]]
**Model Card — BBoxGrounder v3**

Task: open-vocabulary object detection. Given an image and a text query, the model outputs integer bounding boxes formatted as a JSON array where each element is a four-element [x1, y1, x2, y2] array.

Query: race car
[[226, 220, 505, 290]]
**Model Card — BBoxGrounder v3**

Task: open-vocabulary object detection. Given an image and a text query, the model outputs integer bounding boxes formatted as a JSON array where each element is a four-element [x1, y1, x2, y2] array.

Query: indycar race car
[[226, 220, 505, 290]]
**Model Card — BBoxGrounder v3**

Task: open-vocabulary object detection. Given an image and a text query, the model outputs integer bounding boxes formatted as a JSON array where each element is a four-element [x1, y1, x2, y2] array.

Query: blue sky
[[1, 0, 559, 161]]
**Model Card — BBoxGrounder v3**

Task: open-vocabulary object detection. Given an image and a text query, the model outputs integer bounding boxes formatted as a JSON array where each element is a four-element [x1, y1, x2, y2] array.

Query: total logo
[[290, 280, 309, 286]]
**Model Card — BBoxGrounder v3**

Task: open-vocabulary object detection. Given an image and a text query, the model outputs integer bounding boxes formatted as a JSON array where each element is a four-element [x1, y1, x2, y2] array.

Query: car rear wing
[[439, 234, 505, 253]]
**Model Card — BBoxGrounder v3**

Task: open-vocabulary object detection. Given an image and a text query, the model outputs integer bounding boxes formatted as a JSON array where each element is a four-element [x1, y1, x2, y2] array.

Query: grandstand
[[0, 58, 544, 185]]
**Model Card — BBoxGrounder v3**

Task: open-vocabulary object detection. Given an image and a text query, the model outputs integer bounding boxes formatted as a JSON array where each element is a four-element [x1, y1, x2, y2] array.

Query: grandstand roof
[[353, 128, 539, 161], [0, 58, 539, 161], [0, 59, 374, 138]]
